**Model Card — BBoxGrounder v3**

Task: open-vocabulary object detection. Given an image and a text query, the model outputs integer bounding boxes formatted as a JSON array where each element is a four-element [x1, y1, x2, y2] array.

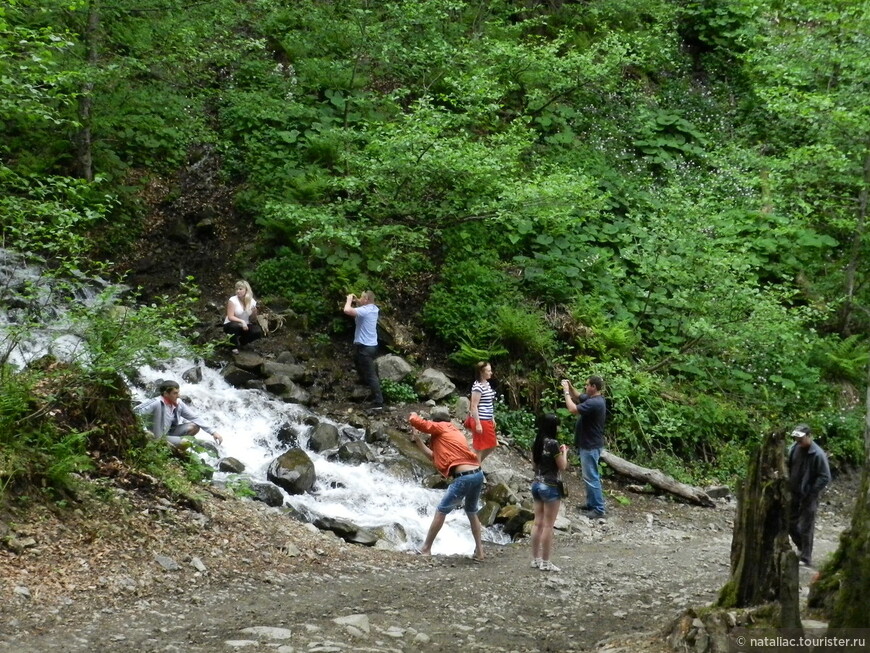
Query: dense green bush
[[252, 248, 334, 324], [422, 257, 522, 347], [0, 371, 92, 499]]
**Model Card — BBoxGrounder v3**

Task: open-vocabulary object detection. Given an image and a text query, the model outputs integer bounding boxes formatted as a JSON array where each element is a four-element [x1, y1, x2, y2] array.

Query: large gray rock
[[308, 422, 340, 452], [264, 374, 294, 394], [221, 364, 259, 388], [313, 516, 379, 546], [218, 457, 245, 473], [337, 441, 376, 464], [455, 395, 470, 418], [376, 354, 414, 382], [484, 482, 520, 507], [251, 482, 284, 507], [261, 361, 307, 383], [267, 449, 316, 495], [414, 368, 456, 401], [231, 351, 266, 372]]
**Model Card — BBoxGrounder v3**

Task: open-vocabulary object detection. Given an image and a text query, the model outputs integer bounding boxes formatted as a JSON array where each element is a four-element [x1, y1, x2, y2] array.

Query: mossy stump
[[716, 430, 800, 628]]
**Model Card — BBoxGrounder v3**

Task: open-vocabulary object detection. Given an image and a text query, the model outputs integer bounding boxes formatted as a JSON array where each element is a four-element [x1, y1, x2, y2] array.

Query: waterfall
[[0, 250, 505, 556]]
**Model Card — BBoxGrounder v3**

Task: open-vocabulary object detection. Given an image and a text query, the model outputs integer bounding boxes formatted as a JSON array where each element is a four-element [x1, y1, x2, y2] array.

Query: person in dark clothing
[[562, 374, 607, 518], [787, 423, 831, 567], [530, 413, 568, 572]]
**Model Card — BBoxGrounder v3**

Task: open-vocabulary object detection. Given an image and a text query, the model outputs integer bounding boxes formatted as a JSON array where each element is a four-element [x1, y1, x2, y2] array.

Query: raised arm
[[343, 294, 358, 316], [561, 379, 579, 415]]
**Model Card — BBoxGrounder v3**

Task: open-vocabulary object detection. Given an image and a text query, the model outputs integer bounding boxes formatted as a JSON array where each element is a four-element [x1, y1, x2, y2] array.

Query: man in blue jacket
[[787, 424, 831, 567], [562, 375, 607, 519]]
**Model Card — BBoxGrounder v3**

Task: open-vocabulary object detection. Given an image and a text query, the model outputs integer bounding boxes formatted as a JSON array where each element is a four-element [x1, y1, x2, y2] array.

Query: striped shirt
[[471, 380, 496, 420]]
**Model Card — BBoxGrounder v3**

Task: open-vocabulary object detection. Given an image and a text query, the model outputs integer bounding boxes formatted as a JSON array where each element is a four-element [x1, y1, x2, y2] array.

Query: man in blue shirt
[[343, 290, 384, 409], [562, 375, 607, 518]]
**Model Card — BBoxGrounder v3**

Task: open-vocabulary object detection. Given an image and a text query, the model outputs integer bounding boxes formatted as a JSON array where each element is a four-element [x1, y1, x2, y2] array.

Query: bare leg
[[420, 511, 446, 555], [531, 500, 544, 560], [540, 500, 561, 563], [467, 512, 484, 560]]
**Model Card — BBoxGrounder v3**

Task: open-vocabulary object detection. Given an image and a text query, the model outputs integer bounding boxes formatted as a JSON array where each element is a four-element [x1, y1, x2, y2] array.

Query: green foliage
[[0, 370, 92, 500], [816, 405, 865, 466], [2, 0, 868, 489], [632, 109, 709, 168], [224, 475, 256, 499], [0, 168, 118, 272], [493, 305, 554, 362], [422, 257, 522, 347], [380, 379, 418, 404], [811, 336, 869, 387], [65, 280, 206, 379], [497, 405, 537, 451], [126, 440, 211, 497], [252, 248, 333, 324], [448, 340, 509, 368]]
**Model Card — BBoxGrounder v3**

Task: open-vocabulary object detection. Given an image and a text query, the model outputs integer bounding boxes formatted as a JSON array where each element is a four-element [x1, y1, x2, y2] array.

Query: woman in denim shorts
[[530, 414, 568, 572]]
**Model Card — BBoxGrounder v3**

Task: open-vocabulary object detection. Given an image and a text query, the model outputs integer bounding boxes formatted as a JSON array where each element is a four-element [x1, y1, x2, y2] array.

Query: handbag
[[556, 480, 567, 499]]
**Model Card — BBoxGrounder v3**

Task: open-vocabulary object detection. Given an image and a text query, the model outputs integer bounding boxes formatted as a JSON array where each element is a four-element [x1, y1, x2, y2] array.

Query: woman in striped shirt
[[468, 361, 499, 463]]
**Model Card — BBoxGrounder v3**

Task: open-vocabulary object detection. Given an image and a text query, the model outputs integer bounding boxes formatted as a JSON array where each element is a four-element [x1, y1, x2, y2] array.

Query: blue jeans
[[531, 481, 561, 503], [354, 344, 383, 405], [437, 470, 483, 514], [578, 447, 605, 514]]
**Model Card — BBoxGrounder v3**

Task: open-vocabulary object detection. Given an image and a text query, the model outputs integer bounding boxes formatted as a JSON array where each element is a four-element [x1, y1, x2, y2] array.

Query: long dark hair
[[532, 413, 559, 467]]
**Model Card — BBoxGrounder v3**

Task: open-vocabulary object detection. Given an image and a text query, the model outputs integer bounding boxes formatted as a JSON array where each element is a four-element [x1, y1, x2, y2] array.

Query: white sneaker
[[540, 560, 561, 572], [530, 558, 542, 569]]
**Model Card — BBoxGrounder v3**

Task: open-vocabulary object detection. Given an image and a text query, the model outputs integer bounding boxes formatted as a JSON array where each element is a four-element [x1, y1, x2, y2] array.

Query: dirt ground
[[0, 429, 856, 653]]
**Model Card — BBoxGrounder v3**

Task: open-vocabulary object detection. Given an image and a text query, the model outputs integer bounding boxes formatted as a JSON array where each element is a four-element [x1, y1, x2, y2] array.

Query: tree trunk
[[838, 145, 870, 336], [828, 362, 870, 627], [600, 450, 715, 507], [716, 431, 800, 628], [74, 0, 99, 182]]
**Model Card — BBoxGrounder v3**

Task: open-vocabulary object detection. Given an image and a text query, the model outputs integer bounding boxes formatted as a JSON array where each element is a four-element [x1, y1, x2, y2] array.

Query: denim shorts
[[531, 480, 561, 503], [437, 470, 484, 514]]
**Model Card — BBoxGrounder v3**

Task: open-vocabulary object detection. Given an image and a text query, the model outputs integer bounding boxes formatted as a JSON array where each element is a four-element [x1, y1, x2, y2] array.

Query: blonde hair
[[475, 361, 491, 381], [235, 280, 254, 312]]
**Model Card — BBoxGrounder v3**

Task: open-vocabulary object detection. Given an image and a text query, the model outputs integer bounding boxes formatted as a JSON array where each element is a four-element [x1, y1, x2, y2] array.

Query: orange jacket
[[408, 415, 480, 478]]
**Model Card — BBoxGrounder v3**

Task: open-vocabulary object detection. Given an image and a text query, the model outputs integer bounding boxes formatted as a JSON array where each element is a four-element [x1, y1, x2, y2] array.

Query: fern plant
[[812, 335, 868, 386]]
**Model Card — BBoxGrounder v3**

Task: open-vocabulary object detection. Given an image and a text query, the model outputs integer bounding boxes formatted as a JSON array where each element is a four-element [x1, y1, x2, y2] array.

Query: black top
[[573, 393, 607, 450], [536, 438, 562, 485]]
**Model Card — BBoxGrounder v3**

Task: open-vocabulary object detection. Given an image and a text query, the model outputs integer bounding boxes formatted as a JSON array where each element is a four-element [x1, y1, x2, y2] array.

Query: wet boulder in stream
[[267, 448, 316, 495], [337, 440, 376, 464], [308, 422, 340, 452]]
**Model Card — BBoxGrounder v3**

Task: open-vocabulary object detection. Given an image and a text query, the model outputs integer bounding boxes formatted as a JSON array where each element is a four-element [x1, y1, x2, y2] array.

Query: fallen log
[[600, 450, 716, 507]]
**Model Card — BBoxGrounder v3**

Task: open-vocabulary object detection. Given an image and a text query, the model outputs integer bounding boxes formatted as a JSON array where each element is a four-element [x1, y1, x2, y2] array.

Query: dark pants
[[354, 344, 383, 405], [788, 491, 819, 564], [223, 322, 263, 349]]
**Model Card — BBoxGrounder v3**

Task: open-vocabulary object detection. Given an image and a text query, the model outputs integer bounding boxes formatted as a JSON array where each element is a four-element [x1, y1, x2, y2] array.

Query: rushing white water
[[0, 251, 502, 556], [131, 358, 493, 555]]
